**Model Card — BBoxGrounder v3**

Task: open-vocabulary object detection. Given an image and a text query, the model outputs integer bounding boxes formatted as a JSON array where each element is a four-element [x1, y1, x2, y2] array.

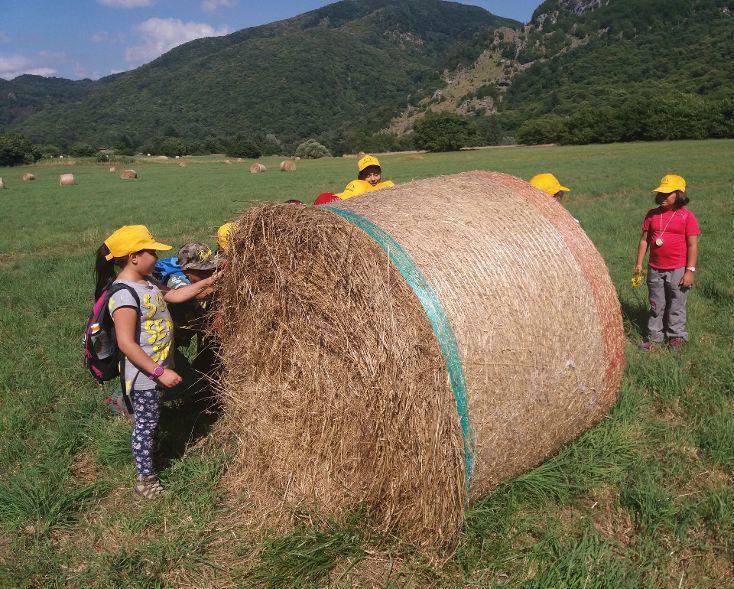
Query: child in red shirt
[[634, 174, 700, 350]]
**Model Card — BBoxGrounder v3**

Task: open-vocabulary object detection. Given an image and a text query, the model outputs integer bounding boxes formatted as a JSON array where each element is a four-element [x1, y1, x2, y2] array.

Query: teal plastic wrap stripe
[[325, 206, 474, 486]]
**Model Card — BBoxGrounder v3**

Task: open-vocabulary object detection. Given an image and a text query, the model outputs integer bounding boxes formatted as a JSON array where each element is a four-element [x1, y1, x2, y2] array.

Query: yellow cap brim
[[149, 241, 172, 251], [652, 184, 673, 193], [559, 186, 570, 192]]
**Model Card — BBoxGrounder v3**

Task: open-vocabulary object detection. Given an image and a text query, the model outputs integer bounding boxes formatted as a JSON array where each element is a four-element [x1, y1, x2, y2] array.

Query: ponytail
[[94, 244, 116, 300]]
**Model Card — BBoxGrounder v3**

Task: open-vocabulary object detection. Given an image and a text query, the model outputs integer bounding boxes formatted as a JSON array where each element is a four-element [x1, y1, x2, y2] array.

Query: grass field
[[1, 140, 733, 588]]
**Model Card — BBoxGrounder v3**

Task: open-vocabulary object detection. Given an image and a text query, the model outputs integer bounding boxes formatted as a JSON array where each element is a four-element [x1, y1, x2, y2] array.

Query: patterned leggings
[[130, 389, 161, 477]]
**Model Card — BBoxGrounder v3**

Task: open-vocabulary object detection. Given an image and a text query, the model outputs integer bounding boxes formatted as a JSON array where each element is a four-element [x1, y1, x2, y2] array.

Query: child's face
[[365, 170, 381, 186], [130, 249, 158, 274], [656, 192, 677, 209], [185, 268, 214, 284]]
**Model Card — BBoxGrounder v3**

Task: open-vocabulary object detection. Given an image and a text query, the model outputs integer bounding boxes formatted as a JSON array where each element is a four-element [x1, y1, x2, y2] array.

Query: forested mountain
[[1, 0, 517, 152], [400, 0, 734, 144], [3, 0, 734, 151]]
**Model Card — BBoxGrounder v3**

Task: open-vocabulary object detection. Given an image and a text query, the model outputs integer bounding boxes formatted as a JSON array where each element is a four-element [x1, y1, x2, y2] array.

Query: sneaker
[[668, 337, 685, 351], [639, 341, 658, 351], [134, 475, 166, 499]]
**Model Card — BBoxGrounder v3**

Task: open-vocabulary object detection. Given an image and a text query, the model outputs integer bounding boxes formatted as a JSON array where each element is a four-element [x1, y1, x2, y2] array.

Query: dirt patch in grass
[[71, 450, 100, 483], [665, 534, 733, 589], [584, 485, 635, 547]]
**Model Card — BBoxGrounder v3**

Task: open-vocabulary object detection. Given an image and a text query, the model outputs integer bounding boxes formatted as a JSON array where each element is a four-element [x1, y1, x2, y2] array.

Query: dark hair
[[358, 165, 381, 181], [656, 190, 689, 209], [94, 244, 117, 300], [674, 190, 690, 208]]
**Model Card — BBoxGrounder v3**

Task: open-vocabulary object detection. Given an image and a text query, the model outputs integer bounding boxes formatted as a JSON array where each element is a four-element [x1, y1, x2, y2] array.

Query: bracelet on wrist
[[149, 364, 165, 379]]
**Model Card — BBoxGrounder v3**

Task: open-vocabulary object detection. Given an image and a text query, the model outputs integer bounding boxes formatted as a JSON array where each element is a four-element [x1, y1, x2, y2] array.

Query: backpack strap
[[107, 283, 141, 415]]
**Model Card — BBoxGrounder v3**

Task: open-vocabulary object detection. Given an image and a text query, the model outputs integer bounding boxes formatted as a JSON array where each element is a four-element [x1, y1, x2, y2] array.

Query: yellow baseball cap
[[217, 222, 234, 251], [652, 174, 686, 193], [358, 155, 381, 172], [529, 173, 570, 197], [104, 225, 171, 260]]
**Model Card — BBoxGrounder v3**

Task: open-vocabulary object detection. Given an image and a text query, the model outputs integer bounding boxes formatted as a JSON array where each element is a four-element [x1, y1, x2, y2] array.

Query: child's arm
[[680, 234, 698, 288], [634, 230, 649, 272], [112, 307, 182, 388], [163, 273, 218, 304]]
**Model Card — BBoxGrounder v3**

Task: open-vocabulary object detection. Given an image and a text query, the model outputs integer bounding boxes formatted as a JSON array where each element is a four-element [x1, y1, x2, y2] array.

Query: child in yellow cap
[[338, 155, 394, 199], [529, 173, 571, 200], [94, 225, 219, 498], [634, 175, 700, 351]]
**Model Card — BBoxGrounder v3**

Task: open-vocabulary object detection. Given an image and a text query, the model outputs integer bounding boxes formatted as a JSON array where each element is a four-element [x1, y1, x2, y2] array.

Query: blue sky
[[0, 0, 541, 81]]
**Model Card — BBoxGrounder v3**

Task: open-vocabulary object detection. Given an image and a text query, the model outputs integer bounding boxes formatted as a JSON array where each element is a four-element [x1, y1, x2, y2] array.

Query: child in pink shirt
[[634, 174, 700, 350]]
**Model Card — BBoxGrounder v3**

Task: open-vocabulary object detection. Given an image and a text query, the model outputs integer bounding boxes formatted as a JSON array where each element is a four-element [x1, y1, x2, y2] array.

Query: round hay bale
[[22, 173, 35, 182], [357, 151, 366, 159], [59, 173, 76, 186], [215, 171, 624, 547], [0, 178, 5, 189], [249, 163, 267, 174], [294, 156, 301, 161], [120, 169, 137, 180], [179, 161, 187, 168], [224, 159, 232, 165], [109, 166, 117, 173], [279, 160, 297, 172]]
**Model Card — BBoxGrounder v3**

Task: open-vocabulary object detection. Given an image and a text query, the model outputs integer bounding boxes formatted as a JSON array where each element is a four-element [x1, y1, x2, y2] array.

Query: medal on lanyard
[[655, 211, 676, 247]]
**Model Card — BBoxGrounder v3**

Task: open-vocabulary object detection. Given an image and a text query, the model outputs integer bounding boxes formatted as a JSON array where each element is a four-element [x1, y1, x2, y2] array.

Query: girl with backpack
[[94, 225, 219, 498]]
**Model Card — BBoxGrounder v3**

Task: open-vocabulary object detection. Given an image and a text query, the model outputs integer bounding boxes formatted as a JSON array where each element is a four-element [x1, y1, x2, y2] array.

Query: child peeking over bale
[[530, 173, 571, 201], [337, 155, 394, 199]]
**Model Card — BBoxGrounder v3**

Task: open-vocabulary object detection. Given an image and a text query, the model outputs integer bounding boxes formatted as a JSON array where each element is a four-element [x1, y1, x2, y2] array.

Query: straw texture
[[215, 171, 624, 546]]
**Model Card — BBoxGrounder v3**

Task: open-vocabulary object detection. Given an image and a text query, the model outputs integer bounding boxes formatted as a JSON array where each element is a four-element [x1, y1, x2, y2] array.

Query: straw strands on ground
[[22, 173, 35, 181], [59, 173, 76, 186], [214, 171, 624, 548], [120, 169, 137, 180], [249, 163, 267, 173]]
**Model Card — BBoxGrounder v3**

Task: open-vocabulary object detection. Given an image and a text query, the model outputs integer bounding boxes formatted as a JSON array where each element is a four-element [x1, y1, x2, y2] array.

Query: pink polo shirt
[[642, 207, 700, 270]]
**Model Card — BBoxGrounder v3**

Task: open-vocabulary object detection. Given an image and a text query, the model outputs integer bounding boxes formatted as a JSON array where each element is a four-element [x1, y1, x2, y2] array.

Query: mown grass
[[1, 140, 732, 587]]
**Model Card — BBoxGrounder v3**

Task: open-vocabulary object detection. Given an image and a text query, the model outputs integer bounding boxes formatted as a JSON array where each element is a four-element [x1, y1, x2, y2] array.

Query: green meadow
[[1, 140, 733, 588]]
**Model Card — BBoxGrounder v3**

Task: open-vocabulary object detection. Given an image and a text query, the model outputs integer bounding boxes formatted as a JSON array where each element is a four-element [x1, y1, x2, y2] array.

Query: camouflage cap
[[177, 242, 220, 271]]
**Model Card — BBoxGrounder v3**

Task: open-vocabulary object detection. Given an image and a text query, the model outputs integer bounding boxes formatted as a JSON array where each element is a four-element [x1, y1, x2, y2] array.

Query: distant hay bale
[[22, 173, 35, 182], [249, 163, 267, 174], [214, 171, 624, 548], [120, 169, 137, 180], [357, 151, 366, 159], [156, 155, 168, 160], [279, 160, 297, 172], [59, 173, 76, 186], [294, 156, 301, 161], [0, 178, 5, 189], [109, 166, 117, 173], [224, 159, 232, 165], [179, 161, 187, 168]]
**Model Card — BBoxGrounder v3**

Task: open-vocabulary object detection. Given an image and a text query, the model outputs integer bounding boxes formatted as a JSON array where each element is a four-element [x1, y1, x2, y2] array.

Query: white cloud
[[125, 18, 229, 64], [202, 0, 235, 13], [97, 0, 155, 8], [0, 55, 58, 79]]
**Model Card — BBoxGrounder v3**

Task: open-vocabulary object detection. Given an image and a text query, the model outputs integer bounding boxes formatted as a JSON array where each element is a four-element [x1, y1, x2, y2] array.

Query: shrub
[[0, 132, 40, 166], [413, 112, 477, 152], [224, 135, 261, 159], [39, 144, 62, 158], [69, 142, 96, 157], [517, 115, 568, 145], [295, 139, 331, 159], [155, 136, 190, 157]]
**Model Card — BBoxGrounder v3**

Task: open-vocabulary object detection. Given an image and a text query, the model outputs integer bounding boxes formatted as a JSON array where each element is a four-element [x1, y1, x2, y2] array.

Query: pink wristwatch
[[149, 365, 165, 379]]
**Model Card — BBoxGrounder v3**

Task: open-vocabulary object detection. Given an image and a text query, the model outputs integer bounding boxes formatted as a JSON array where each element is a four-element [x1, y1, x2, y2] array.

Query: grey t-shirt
[[108, 278, 173, 391]]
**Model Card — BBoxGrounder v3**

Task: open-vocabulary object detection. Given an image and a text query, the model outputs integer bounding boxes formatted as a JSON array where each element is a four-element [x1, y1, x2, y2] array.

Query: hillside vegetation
[[1, 0, 517, 153]]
